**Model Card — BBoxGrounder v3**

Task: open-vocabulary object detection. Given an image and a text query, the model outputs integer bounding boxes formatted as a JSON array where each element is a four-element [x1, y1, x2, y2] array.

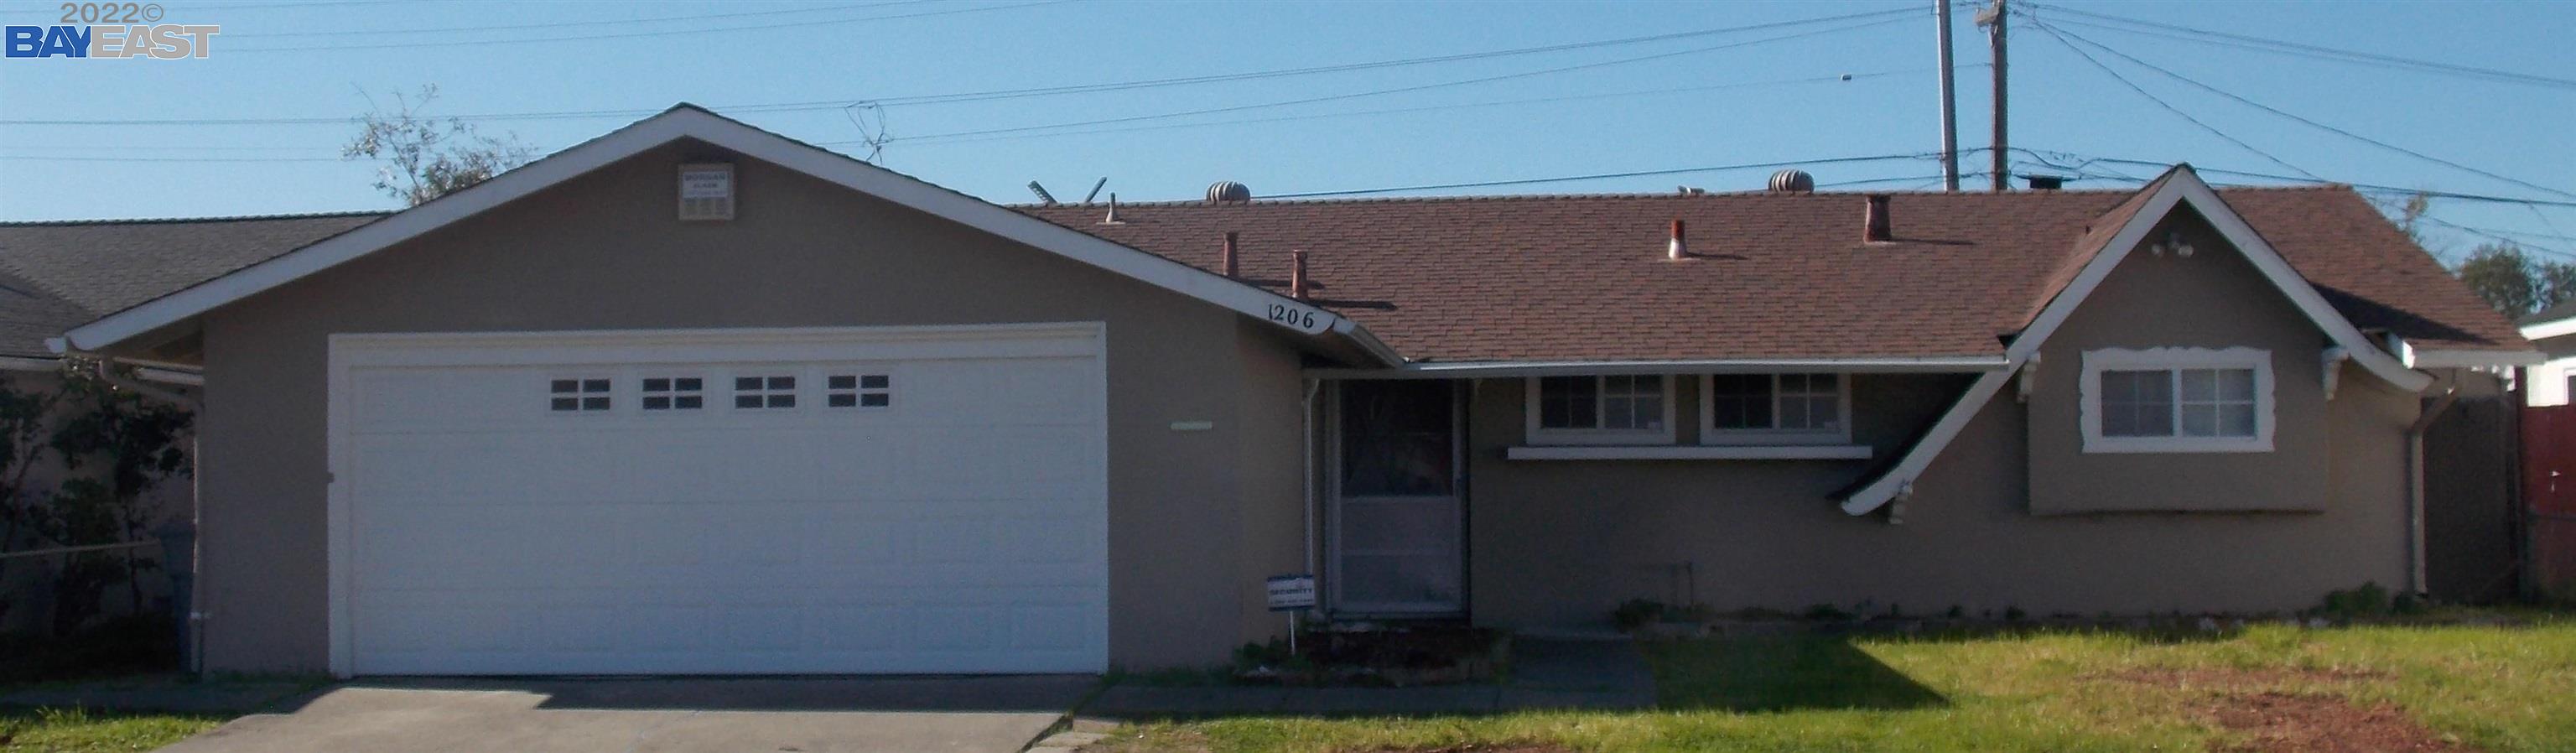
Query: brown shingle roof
[[1021, 184, 2524, 362]]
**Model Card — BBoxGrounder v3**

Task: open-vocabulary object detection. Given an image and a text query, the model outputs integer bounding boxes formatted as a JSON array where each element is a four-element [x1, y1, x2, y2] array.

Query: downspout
[[1301, 378, 1322, 596], [2407, 382, 2459, 597]]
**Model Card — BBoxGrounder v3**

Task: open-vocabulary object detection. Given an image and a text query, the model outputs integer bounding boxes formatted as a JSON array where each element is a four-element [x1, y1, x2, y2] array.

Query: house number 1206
[[1266, 304, 1317, 329]]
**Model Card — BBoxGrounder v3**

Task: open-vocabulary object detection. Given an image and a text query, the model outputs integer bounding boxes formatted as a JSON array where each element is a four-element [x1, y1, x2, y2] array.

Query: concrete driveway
[[155, 675, 1098, 753]]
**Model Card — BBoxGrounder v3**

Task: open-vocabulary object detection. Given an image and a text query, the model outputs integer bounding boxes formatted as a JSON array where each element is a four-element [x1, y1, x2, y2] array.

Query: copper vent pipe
[[1222, 231, 1240, 278], [1864, 194, 1892, 242], [1668, 219, 1686, 260], [1291, 249, 1310, 299]]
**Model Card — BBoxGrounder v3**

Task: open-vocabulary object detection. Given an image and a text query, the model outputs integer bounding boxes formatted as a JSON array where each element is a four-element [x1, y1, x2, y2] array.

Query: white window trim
[[1523, 375, 1677, 445], [1698, 373, 1855, 446], [2079, 346, 2275, 454]]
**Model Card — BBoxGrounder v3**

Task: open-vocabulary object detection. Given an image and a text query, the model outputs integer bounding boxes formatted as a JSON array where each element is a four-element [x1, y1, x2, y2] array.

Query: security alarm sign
[[1265, 574, 1316, 612]]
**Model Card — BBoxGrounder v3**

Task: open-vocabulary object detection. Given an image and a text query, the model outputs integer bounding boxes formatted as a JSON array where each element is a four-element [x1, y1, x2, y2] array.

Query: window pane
[[1602, 397, 1633, 429], [1634, 394, 1664, 430], [550, 397, 579, 411], [580, 397, 610, 411], [861, 375, 889, 389], [2217, 369, 2255, 401], [1779, 397, 1810, 428], [735, 376, 762, 392], [767, 376, 794, 390], [1539, 398, 1571, 428], [828, 375, 857, 390], [2179, 370, 2216, 401], [674, 396, 702, 409], [643, 396, 671, 410], [582, 379, 610, 393], [2220, 403, 2257, 436], [2180, 403, 2218, 436], [767, 394, 796, 408], [642, 378, 670, 392], [828, 393, 857, 408], [676, 377, 702, 392], [1807, 396, 1840, 429], [860, 393, 890, 407], [2101, 370, 2175, 437], [551, 379, 578, 394], [735, 394, 762, 409]]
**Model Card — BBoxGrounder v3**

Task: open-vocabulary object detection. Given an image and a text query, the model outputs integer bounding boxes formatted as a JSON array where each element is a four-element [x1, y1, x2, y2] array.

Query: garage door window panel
[[550, 377, 612, 413], [828, 373, 892, 408], [734, 375, 797, 410], [641, 376, 705, 411]]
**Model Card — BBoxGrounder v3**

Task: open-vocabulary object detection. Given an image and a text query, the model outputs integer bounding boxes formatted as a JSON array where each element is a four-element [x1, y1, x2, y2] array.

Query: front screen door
[[1330, 380, 1462, 615]]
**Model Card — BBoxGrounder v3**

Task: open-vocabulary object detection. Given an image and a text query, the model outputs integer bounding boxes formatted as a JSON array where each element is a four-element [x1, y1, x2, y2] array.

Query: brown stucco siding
[[2026, 210, 2335, 513], [193, 141, 1301, 673]]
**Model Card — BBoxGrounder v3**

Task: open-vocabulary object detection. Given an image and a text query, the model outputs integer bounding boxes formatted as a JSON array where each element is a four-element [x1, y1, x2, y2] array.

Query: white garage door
[[325, 324, 1108, 676]]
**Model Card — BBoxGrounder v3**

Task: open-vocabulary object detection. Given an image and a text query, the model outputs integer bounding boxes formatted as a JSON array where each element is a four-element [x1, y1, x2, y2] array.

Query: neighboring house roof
[[1020, 176, 2527, 366], [58, 106, 1393, 366], [2521, 298, 2576, 341], [0, 212, 382, 358]]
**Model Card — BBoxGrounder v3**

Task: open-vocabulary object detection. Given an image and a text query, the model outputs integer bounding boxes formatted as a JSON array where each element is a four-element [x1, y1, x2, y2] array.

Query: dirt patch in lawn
[[2108, 667, 2389, 688], [2099, 667, 2473, 752], [1347, 745, 1576, 753], [2204, 691, 2475, 753]]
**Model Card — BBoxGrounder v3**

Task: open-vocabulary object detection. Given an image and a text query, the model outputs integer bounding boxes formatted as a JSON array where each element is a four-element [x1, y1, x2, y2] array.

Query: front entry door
[[1330, 380, 1462, 615]]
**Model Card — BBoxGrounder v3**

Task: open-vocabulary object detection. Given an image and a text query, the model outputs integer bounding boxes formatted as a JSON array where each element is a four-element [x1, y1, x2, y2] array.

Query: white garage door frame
[[325, 321, 1109, 678]]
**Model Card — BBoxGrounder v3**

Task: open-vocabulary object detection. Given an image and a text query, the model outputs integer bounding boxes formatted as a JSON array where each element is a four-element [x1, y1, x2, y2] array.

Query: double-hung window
[[1526, 375, 1675, 444], [1700, 373, 1851, 445], [2080, 347, 2273, 453]]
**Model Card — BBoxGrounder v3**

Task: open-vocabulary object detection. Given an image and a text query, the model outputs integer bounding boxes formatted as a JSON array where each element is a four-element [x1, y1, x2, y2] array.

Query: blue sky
[[1, 0, 2569, 262]]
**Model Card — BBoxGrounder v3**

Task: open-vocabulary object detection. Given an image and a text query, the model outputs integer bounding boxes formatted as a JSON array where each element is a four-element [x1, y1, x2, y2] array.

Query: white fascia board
[[1841, 169, 2434, 516], [2522, 318, 2576, 342], [2402, 341, 2546, 369], [1305, 356, 2008, 379], [66, 106, 1354, 352]]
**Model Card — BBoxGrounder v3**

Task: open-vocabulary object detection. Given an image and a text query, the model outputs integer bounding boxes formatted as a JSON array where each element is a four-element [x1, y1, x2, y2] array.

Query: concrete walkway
[[147, 675, 1096, 753], [1081, 637, 1655, 719]]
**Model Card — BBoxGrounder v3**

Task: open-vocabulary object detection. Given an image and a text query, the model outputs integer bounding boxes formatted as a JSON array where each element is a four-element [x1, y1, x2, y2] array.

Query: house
[[23, 105, 2538, 678], [2516, 300, 2576, 407]]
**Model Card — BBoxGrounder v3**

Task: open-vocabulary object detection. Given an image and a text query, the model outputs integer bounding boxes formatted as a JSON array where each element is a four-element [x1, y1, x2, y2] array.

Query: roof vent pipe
[[1102, 193, 1122, 225], [1864, 194, 1892, 242], [1222, 231, 1240, 278], [1668, 219, 1687, 260], [1291, 249, 1310, 299]]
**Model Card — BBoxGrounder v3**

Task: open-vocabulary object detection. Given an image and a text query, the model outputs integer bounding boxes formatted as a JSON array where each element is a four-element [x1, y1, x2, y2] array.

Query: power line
[[0, 8, 1919, 127], [1265, 153, 1950, 199], [848, 68, 1938, 148], [2025, 21, 2321, 180], [225, 1, 933, 39], [2023, 3, 2576, 91], [2037, 21, 2576, 200], [225, 0, 1067, 52], [880, 14, 1914, 143], [2009, 149, 2576, 210]]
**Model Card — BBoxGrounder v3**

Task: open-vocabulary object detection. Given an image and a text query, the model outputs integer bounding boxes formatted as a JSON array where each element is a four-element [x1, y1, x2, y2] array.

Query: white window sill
[[1504, 444, 1873, 461]]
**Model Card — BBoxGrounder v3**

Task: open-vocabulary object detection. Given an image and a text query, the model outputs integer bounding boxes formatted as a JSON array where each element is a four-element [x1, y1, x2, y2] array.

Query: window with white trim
[[640, 376, 704, 411], [1525, 375, 1675, 444], [1699, 373, 1852, 445], [549, 378, 611, 413], [733, 375, 797, 409], [2080, 347, 2273, 453]]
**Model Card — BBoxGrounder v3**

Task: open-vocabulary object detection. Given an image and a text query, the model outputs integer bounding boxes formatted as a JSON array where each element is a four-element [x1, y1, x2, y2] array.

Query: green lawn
[[1092, 616, 2576, 753], [0, 708, 221, 753]]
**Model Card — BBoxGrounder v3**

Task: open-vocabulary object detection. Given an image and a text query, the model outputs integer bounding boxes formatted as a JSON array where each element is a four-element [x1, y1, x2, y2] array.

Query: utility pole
[[1978, 0, 2008, 191], [1935, 0, 1960, 191]]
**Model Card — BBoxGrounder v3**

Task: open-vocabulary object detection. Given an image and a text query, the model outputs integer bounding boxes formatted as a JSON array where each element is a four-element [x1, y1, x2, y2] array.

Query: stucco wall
[[2025, 210, 2331, 513], [192, 142, 1304, 673], [1466, 209, 2419, 628]]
